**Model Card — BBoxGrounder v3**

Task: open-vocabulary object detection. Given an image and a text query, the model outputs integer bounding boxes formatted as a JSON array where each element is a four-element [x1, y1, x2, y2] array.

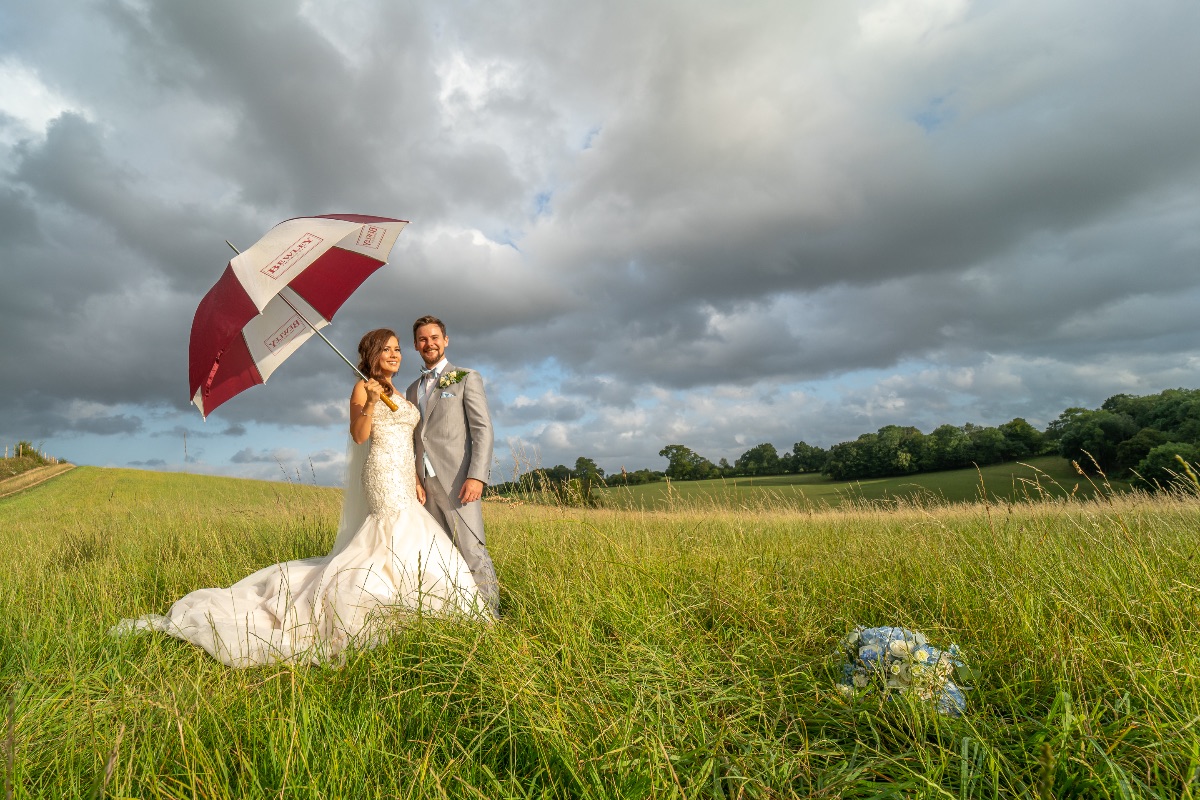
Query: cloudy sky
[[2, 0, 1198, 485]]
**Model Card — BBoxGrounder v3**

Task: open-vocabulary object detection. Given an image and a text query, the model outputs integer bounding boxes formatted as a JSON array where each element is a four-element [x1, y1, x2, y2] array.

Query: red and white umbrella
[[189, 214, 408, 418]]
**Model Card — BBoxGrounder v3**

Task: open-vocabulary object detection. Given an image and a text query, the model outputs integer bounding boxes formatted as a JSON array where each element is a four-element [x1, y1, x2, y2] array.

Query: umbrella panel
[[229, 217, 405, 313], [288, 246, 393, 322], [191, 288, 330, 417]]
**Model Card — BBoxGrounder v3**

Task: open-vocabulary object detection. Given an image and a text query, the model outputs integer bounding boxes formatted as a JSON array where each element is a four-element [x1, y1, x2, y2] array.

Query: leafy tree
[[1053, 409, 1138, 473], [575, 456, 604, 477], [693, 457, 718, 480], [631, 469, 663, 484], [608, 467, 662, 486], [1104, 388, 1200, 437], [1091, 388, 1200, 475], [658, 444, 717, 481], [1141, 389, 1200, 441], [824, 438, 872, 480], [923, 424, 973, 472], [1135, 442, 1200, 488], [787, 441, 827, 473], [1114, 428, 1169, 474], [573, 456, 605, 495], [998, 418, 1044, 460], [541, 465, 572, 485], [968, 426, 1007, 466], [735, 443, 781, 476], [659, 445, 693, 480], [871, 425, 924, 476], [1044, 407, 1088, 446]]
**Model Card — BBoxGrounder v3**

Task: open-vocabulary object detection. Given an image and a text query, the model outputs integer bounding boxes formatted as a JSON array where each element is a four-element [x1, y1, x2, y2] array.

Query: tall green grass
[[1, 466, 1198, 797]]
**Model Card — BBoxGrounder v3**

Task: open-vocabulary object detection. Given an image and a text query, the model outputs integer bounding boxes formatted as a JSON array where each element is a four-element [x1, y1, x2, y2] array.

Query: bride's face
[[376, 336, 401, 376]]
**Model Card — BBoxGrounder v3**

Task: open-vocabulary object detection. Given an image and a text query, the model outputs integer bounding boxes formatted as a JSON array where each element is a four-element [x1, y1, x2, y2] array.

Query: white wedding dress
[[113, 398, 486, 667]]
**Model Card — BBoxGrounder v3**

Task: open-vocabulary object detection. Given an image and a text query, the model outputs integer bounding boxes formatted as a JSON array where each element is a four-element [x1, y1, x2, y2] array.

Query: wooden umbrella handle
[[380, 394, 399, 412]]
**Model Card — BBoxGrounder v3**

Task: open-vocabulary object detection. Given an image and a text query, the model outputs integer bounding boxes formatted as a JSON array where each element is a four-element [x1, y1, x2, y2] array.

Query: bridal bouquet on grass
[[837, 626, 971, 716]]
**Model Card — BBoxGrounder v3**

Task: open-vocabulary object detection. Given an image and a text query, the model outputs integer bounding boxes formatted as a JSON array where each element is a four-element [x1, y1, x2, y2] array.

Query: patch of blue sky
[[761, 362, 931, 405], [481, 226, 522, 250], [41, 404, 188, 471], [485, 357, 569, 407], [911, 96, 954, 133], [533, 190, 552, 217], [580, 125, 602, 150]]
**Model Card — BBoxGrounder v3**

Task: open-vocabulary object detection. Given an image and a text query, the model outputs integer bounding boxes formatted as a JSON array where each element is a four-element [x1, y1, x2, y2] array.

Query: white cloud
[[858, 0, 968, 47], [0, 59, 84, 145]]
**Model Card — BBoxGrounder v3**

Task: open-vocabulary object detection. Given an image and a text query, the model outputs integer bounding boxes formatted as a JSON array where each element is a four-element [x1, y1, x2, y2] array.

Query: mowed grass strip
[[1, 466, 1198, 798], [0, 463, 75, 499]]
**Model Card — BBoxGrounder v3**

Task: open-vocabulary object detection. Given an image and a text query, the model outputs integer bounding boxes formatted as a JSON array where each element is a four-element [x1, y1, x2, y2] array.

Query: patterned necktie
[[418, 368, 437, 414]]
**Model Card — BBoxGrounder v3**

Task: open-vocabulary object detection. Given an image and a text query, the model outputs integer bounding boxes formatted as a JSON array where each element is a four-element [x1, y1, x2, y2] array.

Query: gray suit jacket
[[406, 362, 494, 500]]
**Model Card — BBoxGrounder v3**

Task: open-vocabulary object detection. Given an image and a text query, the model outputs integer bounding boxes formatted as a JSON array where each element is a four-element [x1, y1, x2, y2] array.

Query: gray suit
[[406, 363, 499, 614]]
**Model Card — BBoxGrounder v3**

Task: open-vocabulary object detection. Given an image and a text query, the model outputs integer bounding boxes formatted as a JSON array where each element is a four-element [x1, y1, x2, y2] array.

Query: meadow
[[1, 465, 1198, 798]]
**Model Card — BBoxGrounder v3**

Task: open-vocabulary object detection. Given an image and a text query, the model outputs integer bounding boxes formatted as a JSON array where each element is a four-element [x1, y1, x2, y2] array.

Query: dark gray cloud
[[495, 393, 585, 424], [151, 423, 247, 439], [69, 413, 143, 436], [230, 447, 298, 465], [1, 0, 1198, 478]]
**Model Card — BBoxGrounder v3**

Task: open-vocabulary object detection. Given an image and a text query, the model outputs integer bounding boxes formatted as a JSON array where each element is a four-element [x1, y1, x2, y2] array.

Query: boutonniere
[[437, 370, 469, 388]]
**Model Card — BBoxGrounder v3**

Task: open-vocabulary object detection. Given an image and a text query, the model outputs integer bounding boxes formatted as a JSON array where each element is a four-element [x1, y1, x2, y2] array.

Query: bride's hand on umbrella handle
[[364, 379, 399, 412]]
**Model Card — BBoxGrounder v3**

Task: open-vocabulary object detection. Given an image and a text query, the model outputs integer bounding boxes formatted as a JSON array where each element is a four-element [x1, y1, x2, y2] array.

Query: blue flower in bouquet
[[837, 626, 970, 716]]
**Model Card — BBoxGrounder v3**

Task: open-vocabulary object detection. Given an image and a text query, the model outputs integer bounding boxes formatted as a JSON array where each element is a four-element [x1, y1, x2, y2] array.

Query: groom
[[406, 315, 500, 616]]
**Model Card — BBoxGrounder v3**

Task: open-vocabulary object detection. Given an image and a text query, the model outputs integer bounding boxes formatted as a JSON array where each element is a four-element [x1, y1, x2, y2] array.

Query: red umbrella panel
[[189, 214, 408, 418]]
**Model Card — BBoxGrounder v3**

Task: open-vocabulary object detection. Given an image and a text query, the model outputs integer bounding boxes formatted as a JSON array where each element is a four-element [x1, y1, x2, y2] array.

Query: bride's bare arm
[[350, 380, 383, 444]]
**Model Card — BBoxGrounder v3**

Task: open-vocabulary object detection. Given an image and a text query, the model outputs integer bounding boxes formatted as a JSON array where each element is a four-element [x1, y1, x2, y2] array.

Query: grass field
[[594, 455, 1122, 508], [2, 466, 1199, 798]]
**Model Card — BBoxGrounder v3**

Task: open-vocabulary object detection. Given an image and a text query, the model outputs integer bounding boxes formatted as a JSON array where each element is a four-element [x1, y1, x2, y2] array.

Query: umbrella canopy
[[189, 214, 408, 418]]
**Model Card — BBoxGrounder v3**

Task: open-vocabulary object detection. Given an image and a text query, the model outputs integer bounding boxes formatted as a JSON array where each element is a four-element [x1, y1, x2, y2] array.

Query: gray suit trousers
[[424, 476, 499, 615]]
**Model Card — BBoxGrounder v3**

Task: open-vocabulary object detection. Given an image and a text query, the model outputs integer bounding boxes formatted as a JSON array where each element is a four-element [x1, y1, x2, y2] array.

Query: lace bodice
[[362, 396, 422, 515]]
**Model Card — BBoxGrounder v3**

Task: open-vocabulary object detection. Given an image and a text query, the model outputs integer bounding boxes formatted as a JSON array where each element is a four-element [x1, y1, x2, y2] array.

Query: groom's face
[[414, 323, 448, 368]]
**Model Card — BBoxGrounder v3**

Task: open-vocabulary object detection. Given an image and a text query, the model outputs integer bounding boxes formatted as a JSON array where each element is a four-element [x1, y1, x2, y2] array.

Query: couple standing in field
[[353, 315, 500, 615], [114, 316, 500, 668]]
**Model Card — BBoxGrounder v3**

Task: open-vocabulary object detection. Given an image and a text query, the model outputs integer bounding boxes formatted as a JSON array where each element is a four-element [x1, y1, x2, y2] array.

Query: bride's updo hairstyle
[[356, 328, 398, 396]]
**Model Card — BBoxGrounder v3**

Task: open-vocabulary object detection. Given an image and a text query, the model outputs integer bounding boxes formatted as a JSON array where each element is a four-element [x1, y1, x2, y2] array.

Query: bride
[[113, 328, 488, 667]]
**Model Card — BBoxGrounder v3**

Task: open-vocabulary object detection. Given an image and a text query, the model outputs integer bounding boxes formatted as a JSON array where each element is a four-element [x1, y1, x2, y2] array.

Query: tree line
[[1050, 388, 1200, 484], [493, 387, 1199, 496], [645, 418, 1044, 483]]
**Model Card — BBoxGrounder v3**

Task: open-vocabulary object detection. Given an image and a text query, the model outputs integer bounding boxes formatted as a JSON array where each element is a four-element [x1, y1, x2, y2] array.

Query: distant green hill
[[597, 455, 1124, 507]]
